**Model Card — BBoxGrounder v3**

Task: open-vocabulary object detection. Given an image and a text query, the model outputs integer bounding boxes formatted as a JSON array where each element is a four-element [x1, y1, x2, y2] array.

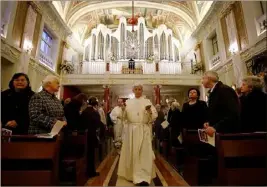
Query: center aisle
[[85, 151, 188, 186]]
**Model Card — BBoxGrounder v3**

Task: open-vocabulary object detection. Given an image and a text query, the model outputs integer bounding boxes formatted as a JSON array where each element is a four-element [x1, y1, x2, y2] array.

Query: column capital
[[154, 85, 162, 89], [103, 85, 110, 89]]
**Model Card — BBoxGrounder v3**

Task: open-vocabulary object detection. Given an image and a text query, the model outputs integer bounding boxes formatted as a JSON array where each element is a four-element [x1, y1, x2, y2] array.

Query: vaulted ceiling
[[52, 1, 213, 46]]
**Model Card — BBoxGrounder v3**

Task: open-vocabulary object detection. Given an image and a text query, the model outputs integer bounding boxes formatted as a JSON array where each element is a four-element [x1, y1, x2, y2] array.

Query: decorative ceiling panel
[[52, 1, 214, 45]]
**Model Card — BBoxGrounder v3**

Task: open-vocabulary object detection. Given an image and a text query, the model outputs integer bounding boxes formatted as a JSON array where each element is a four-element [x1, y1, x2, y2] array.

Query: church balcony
[[82, 60, 192, 75], [61, 72, 202, 86]]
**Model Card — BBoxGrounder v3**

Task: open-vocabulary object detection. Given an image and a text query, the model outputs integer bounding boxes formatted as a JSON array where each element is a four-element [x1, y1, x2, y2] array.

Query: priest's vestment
[[110, 106, 124, 144], [117, 97, 158, 184]]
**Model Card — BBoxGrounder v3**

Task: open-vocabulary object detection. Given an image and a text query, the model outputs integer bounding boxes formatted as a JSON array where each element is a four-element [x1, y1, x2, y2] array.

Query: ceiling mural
[[52, 1, 214, 45]]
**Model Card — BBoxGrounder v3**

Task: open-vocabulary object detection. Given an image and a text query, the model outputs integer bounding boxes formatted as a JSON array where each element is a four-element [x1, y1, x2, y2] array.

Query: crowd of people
[[1, 73, 105, 179], [154, 71, 267, 148], [1, 70, 266, 185]]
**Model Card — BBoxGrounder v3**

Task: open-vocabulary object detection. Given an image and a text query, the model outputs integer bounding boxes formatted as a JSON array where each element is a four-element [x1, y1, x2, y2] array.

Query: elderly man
[[28, 75, 66, 134], [202, 71, 240, 136], [117, 83, 157, 186], [110, 98, 125, 151]]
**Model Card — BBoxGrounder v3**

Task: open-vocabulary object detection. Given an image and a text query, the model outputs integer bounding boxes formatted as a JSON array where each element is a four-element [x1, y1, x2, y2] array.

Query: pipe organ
[[83, 17, 181, 74]]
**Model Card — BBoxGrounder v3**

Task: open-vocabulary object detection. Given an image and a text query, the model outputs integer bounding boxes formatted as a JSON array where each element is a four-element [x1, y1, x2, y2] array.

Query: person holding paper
[[117, 83, 157, 186], [202, 71, 240, 136], [28, 75, 66, 134]]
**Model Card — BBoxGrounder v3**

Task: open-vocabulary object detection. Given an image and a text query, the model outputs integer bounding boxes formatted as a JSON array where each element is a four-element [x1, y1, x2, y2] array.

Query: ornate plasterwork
[[192, 1, 234, 41], [29, 57, 59, 77], [51, 1, 215, 44], [32, 1, 72, 39], [240, 36, 267, 63], [1, 38, 21, 63], [216, 60, 233, 75]]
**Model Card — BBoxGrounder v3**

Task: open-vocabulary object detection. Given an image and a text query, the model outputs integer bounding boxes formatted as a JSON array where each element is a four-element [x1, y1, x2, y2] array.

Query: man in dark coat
[[202, 71, 240, 136]]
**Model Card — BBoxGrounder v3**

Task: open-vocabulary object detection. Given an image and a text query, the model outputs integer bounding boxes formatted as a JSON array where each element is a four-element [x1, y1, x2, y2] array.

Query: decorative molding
[[29, 57, 59, 77], [1, 37, 21, 63], [192, 1, 235, 41], [240, 36, 267, 63], [61, 74, 201, 86], [32, 1, 72, 39], [216, 60, 233, 75]]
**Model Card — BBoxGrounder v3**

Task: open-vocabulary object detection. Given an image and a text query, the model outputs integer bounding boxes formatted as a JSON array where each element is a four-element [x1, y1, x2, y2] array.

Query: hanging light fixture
[[123, 0, 140, 59]]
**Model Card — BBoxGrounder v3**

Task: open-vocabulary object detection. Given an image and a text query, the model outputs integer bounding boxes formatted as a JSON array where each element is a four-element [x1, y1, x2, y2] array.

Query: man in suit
[[202, 71, 240, 136]]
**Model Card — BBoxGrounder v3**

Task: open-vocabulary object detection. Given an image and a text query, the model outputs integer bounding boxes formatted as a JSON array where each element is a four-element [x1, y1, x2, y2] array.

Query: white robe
[[98, 107, 106, 125], [110, 106, 124, 143], [117, 97, 158, 184]]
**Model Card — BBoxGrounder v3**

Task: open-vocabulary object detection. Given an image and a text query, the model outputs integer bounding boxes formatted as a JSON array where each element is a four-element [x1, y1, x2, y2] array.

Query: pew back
[[1, 135, 60, 186], [60, 130, 88, 186], [216, 132, 267, 186]]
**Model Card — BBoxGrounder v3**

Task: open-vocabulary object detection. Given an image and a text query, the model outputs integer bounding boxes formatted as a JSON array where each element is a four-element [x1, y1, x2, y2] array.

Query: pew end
[[1, 135, 61, 186], [216, 132, 267, 186], [60, 130, 88, 186]]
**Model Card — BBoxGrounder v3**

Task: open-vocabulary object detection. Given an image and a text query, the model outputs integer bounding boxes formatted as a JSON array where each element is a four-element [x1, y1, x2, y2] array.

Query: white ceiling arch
[[66, 1, 197, 31]]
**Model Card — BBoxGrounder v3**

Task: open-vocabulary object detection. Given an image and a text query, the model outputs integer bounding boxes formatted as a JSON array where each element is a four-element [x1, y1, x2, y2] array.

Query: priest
[[110, 98, 125, 152], [117, 83, 158, 186]]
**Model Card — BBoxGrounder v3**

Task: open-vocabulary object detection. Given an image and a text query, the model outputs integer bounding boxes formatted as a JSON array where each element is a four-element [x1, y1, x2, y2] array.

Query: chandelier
[[123, 0, 140, 58]]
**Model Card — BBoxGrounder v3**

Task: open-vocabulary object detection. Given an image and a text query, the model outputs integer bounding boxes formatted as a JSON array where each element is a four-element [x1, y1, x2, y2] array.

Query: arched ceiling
[[52, 1, 213, 46]]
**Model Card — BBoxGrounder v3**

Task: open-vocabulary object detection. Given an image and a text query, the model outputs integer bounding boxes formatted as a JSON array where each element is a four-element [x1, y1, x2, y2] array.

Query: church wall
[[1, 1, 71, 94], [184, 1, 266, 91]]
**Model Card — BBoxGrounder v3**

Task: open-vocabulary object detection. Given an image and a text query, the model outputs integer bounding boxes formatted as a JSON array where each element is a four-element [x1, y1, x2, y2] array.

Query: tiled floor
[[85, 151, 188, 186]]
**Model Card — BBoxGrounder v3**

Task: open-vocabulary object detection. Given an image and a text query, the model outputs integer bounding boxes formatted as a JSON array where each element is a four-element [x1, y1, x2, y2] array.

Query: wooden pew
[[216, 132, 267, 185], [60, 130, 88, 186], [182, 129, 214, 186], [1, 135, 60, 186]]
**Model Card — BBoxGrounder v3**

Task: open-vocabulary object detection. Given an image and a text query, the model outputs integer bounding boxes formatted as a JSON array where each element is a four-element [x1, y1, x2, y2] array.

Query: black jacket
[[1, 88, 35, 134], [80, 106, 104, 146], [182, 100, 208, 130], [207, 81, 240, 133], [240, 90, 267, 132], [64, 101, 84, 131]]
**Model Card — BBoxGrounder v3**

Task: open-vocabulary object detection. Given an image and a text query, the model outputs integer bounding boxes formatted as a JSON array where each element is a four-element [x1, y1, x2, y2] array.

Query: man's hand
[[203, 122, 209, 129], [205, 126, 216, 137], [6, 120, 17, 128]]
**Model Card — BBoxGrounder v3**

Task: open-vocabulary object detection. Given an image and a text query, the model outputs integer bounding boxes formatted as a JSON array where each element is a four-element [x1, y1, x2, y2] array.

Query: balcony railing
[[80, 60, 188, 75], [210, 53, 221, 68], [39, 52, 53, 69]]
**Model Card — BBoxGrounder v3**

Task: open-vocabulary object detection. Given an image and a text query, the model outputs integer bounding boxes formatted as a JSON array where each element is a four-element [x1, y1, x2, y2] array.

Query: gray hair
[[242, 76, 263, 90], [171, 101, 180, 111], [204, 71, 219, 82], [132, 82, 143, 89], [42, 75, 60, 88]]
